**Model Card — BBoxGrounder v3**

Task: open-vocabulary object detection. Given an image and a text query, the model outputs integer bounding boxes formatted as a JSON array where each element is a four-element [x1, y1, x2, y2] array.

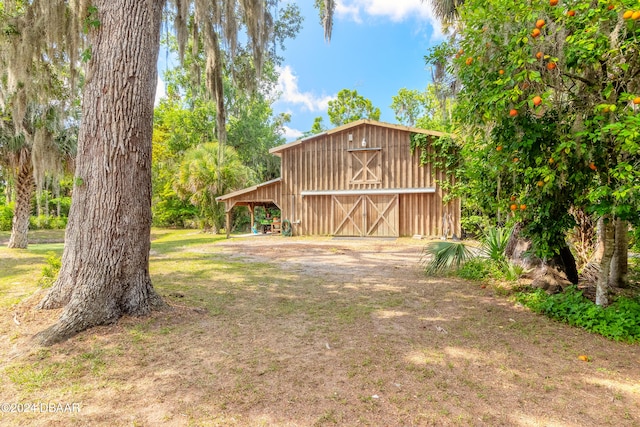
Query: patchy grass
[[0, 230, 638, 426]]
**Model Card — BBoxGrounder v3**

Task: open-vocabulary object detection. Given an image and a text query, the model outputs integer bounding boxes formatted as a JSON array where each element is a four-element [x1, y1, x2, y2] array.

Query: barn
[[216, 120, 460, 238]]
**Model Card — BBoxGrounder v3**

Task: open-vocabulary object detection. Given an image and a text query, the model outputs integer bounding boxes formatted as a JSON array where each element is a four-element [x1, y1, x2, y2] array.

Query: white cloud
[[280, 125, 305, 140], [337, 0, 440, 28], [276, 65, 335, 112], [154, 77, 166, 106], [336, 2, 363, 24]]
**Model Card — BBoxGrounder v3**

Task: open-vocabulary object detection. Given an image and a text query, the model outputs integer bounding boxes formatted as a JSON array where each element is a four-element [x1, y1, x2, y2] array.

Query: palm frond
[[481, 226, 512, 262], [421, 241, 474, 274]]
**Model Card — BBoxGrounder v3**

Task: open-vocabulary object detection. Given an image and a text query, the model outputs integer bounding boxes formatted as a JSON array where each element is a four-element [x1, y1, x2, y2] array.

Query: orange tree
[[448, 0, 640, 304]]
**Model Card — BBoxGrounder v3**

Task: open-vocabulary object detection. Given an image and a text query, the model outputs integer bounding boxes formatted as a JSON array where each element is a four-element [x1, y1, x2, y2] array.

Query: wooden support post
[[226, 211, 231, 239], [249, 203, 255, 234]]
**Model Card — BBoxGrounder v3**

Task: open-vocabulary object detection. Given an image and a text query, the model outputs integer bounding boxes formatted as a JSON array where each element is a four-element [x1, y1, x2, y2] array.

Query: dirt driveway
[[210, 236, 640, 426], [1, 234, 639, 426]]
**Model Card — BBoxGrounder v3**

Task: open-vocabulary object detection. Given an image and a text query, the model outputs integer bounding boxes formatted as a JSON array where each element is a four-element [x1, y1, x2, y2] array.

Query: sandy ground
[[1, 235, 639, 426]]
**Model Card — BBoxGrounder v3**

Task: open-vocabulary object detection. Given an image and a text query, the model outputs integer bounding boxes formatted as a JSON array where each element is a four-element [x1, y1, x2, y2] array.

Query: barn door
[[332, 195, 365, 236], [365, 194, 399, 237], [332, 194, 399, 237]]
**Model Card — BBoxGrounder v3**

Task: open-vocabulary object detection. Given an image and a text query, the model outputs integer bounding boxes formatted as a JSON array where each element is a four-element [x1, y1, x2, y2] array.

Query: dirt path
[[1, 236, 639, 426]]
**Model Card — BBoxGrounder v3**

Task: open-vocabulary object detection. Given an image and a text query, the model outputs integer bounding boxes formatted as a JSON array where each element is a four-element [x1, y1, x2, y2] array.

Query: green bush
[[0, 203, 13, 231], [29, 215, 68, 230], [517, 286, 640, 343], [38, 252, 62, 288], [458, 258, 493, 281]]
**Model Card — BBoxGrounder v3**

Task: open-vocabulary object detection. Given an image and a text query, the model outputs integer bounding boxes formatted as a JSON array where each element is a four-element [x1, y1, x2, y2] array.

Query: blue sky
[[273, 0, 444, 140], [156, 0, 444, 141]]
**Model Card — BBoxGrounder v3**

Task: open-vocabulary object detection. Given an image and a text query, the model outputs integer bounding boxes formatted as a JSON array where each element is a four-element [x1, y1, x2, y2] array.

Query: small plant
[[517, 286, 640, 343], [38, 252, 62, 288], [421, 241, 474, 274], [422, 225, 523, 282], [458, 258, 493, 280], [481, 226, 511, 262]]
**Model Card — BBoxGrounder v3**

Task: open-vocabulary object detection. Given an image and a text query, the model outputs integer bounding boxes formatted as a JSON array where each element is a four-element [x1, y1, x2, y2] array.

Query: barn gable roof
[[269, 119, 447, 156]]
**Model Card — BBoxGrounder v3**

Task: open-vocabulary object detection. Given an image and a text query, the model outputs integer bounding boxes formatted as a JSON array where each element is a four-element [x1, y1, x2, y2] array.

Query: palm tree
[[175, 142, 255, 232], [427, 0, 464, 27], [0, 2, 79, 248]]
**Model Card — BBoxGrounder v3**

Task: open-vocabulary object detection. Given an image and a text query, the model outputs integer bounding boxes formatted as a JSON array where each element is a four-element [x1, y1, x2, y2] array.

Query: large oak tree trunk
[[8, 158, 34, 249], [36, 0, 167, 345]]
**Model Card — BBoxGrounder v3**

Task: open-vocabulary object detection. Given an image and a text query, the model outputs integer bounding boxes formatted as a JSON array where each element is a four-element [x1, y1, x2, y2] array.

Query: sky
[[156, 0, 445, 141]]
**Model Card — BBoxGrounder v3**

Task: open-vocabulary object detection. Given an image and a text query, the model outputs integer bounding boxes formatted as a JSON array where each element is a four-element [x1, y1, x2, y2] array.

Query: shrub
[[29, 215, 68, 230], [0, 203, 13, 231], [517, 286, 640, 343], [458, 258, 493, 280], [38, 252, 62, 288]]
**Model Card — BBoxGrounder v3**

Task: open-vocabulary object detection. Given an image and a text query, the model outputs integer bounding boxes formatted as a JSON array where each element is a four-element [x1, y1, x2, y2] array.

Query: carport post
[[225, 210, 231, 239], [249, 203, 255, 234]]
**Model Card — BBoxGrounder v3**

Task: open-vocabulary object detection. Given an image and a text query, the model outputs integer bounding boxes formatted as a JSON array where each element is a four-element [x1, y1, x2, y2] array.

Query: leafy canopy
[[447, 0, 640, 258]]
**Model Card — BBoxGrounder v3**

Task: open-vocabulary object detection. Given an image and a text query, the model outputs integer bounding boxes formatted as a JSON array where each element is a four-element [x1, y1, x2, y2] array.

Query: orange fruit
[[623, 10, 633, 19], [608, 5, 615, 11], [509, 109, 518, 117], [589, 163, 597, 171], [499, 69, 505, 75], [567, 10, 576, 16], [497, 145, 503, 151], [548, 157, 554, 164], [633, 97, 640, 105], [547, 62, 557, 70], [458, 48, 464, 54], [533, 96, 542, 106], [536, 19, 545, 29], [536, 51, 543, 60], [578, 355, 590, 362], [532, 28, 541, 38], [550, 0, 558, 5], [537, 180, 544, 187], [520, 204, 527, 210], [510, 195, 517, 201], [466, 57, 473, 65], [633, 11, 640, 20], [510, 204, 518, 211], [513, 157, 519, 163]]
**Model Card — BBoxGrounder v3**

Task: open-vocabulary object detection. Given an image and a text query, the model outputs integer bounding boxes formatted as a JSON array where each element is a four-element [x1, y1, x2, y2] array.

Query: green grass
[[1, 228, 638, 426]]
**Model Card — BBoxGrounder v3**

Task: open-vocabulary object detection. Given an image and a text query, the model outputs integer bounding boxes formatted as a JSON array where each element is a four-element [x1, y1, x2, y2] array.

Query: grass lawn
[[0, 229, 638, 426]]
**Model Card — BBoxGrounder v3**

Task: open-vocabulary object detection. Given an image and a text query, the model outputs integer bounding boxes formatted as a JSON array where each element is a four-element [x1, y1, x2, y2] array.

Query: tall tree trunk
[[8, 160, 34, 249], [609, 217, 628, 288], [36, 0, 167, 345], [595, 215, 615, 306]]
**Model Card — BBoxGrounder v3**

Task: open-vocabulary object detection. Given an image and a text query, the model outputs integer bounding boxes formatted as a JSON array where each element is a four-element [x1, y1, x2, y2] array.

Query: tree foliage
[[327, 89, 381, 127], [448, 0, 640, 256], [174, 142, 254, 230], [445, 0, 640, 305]]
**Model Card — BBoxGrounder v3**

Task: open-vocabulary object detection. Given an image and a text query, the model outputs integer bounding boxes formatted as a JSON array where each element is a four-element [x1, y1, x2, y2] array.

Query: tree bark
[[8, 159, 34, 249], [596, 215, 615, 306], [609, 217, 628, 288], [36, 0, 167, 345], [505, 222, 578, 291]]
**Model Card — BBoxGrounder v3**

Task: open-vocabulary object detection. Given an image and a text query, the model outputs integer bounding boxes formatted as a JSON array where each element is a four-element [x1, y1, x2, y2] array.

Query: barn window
[[348, 148, 382, 185]]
